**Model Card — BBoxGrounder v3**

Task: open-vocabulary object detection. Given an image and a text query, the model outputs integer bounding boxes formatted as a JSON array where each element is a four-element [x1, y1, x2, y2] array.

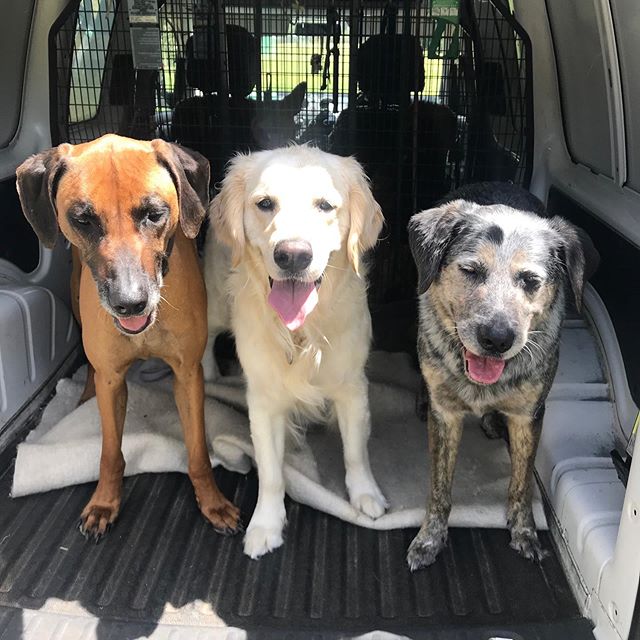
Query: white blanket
[[11, 351, 547, 530]]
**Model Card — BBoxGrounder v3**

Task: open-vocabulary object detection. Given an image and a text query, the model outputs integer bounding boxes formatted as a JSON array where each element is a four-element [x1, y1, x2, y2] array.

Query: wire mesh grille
[[51, 0, 532, 303]]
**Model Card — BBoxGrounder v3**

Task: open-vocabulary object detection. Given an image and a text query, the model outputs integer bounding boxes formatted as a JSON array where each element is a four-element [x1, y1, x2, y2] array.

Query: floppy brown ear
[[210, 154, 249, 267], [344, 157, 384, 275], [15, 145, 71, 249], [407, 199, 473, 295], [152, 140, 210, 239], [549, 216, 593, 311]]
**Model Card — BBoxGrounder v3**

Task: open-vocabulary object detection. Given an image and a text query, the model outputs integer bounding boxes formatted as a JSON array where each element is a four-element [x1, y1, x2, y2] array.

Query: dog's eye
[[68, 203, 101, 234], [518, 272, 542, 292], [134, 201, 169, 226], [316, 199, 334, 212], [256, 198, 275, 212], [71, 211, 98, 228], [459, 264, 483, 280], [145, 210, 165, 224]]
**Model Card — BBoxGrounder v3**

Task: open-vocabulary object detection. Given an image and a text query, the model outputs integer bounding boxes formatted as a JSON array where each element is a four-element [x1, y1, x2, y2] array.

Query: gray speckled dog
[[406, 182, 597, 571]]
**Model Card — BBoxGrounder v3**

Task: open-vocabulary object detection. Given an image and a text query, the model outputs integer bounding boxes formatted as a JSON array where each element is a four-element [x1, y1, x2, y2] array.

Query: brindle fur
[[406, 182, 597, 570]]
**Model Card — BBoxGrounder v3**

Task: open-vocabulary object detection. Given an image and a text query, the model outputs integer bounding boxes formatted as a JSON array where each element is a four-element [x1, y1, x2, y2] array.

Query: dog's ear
[[281, 81, 307, 114], [576, 227, 600, 283], [16, 145, 71, 249], [344, 157, 384, 276], [549, 217, 596, 310], [153, 140, 210, 239], [407, 199, 472, 295], [210, 154, 249, 267]]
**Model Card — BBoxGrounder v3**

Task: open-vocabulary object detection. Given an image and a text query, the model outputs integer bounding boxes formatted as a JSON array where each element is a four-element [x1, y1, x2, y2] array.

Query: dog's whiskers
[[325, 263, 348, 273], [528, 337, 544, 350], [160, 295, 179, 312], [521, 343, 535, 363], [319, 332, 332, 348], [526, 337, 546, 358]]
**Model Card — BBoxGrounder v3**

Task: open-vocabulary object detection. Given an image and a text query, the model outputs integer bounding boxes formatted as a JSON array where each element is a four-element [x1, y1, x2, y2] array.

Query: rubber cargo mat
[[0, 466, 593, 639]]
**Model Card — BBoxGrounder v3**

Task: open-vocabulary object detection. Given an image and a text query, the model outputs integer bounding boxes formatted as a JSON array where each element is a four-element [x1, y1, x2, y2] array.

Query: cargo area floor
[[0, 466, 593, 639]]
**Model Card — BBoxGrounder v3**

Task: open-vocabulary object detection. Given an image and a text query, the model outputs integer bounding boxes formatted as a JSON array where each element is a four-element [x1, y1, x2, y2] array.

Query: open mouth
[[463, 347, 506, 385], [267, 277, 322, 331], [113, 313, 153, 335]]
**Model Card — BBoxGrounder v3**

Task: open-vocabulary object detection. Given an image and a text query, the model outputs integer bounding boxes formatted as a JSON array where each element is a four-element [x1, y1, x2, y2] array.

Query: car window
[[546, 0, 614, 179], [0, 0, 36, 148], [609, 0, 640, 192], [69, 0, 116, 123]]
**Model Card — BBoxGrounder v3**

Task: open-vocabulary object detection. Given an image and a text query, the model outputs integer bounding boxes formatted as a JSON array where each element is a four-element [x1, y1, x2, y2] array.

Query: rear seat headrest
[[357, 34, 425, 102], [186, 24, 259, 97]]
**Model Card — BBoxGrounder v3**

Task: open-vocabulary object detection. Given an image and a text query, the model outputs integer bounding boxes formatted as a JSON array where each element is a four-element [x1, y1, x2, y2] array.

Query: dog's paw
[[509, 526, 548, 562], [201, 498, 242, 536], [243, 502, 287, 559], [346, 471, 388, 519], [78, 504, 119, 543], [243, 525, 285, 559], [406, 526, 447, 571], [351, 491, 388, 519]]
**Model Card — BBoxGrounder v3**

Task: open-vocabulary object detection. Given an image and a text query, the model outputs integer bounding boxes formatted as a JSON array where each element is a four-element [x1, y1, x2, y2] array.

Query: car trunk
[[0, 0, 637, 638]]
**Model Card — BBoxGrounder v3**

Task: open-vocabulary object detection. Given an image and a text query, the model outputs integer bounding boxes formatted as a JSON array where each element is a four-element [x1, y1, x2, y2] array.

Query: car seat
[[330, 34, 457, 221], [171, 24, 260, 183], [329, 33, 458, 302]]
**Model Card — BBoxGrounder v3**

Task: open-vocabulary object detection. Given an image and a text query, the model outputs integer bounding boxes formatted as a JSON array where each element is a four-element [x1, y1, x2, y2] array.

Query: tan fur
[[16, 135, 240, 539], [206, 146, 386, 558]]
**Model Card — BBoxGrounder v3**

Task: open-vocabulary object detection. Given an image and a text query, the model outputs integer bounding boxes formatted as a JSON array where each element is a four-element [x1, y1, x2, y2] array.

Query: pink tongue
[[464, 349, 506, 384], [268, 280, 318, 330], [117, 314, 149, 333]]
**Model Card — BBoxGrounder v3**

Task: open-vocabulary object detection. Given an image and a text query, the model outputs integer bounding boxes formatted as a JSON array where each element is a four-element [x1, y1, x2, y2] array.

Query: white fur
[[204, 146, 387, 558]]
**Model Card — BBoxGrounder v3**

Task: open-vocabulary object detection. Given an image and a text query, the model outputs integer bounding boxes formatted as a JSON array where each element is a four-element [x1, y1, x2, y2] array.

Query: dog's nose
[[273, 240, 313, 273], [477, 322, 515, 354], [109, 291, 148, 317]]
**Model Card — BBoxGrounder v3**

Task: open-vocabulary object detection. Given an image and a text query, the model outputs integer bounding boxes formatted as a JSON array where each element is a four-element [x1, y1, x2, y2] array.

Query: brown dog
[[16, 134, 240, 539]]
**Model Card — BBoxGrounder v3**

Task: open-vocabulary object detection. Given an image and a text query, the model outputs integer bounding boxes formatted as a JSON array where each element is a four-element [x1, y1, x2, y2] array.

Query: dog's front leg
[[333, 380, 388, 519], [79, 368, 127, 541], [505, 411, 547, 561], [171, 360, 240, 534], [407, 406, 464, 570], [244, 399, 287, 559]]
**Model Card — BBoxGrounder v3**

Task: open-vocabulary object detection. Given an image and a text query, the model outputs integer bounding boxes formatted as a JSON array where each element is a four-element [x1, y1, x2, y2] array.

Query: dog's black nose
[[477, 322, 515, 354], [274, 240, 313, 273], [110, 292, 148, 317]]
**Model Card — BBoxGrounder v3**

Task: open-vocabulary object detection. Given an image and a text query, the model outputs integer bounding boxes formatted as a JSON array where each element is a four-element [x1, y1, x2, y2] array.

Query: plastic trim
[[583, 283, 638, 444]]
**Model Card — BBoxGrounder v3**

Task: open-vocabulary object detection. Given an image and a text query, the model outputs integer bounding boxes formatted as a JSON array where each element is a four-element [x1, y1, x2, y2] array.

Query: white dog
[[205, 145, 387, 558]]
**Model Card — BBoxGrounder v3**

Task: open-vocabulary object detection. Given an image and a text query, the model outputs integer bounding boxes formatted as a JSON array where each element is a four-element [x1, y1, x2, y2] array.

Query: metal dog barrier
[[51, 0, 532, 303]]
